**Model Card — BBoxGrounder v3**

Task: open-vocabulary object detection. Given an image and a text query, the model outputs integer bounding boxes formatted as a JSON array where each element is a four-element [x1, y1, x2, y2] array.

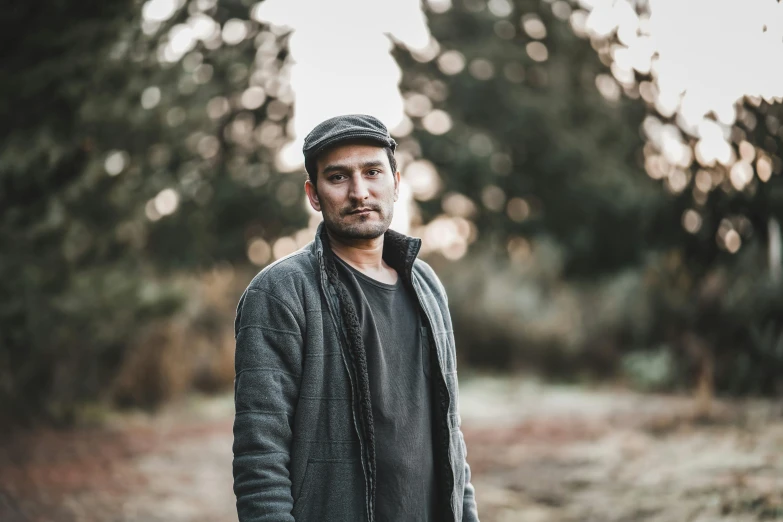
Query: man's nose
[[348, 174, 370, 200]]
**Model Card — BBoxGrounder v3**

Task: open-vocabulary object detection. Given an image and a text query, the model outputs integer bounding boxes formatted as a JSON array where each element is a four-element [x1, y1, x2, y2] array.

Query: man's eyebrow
[[321, 160, 386, 175], [321, 164, 349, 175]]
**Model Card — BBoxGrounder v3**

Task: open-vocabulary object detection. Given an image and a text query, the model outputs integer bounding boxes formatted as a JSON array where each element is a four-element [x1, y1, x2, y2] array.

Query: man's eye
[[367, 169, 380, 176], [330, 174, 346, 181]]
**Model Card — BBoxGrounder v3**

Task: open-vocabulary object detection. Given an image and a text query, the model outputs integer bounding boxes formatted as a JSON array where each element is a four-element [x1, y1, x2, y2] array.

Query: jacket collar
[[311, 221, 422, 284]]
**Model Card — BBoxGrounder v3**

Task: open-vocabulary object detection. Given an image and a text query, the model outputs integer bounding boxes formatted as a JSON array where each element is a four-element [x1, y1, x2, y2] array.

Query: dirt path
[[1, 377, 781, 521], [459, 378, 783, 522]]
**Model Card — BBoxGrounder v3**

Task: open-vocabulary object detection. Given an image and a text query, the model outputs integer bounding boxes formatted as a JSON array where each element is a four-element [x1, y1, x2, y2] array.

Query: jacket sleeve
[[232, 285, 304, 522]]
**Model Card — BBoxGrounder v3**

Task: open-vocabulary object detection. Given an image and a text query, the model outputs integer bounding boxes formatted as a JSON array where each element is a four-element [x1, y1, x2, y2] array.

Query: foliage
[[395, 0, 783, 396], [394, 0, 668, 276], [0, 0, 305, 423], [5, 0, 783, 424], [571, 0, 783, 395]]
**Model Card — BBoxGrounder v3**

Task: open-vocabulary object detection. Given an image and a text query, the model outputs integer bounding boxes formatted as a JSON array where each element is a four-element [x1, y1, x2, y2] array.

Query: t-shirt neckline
[[334, 255, 401, 291]]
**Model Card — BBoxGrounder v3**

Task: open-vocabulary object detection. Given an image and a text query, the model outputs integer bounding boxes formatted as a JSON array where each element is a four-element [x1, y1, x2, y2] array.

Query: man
[[232, 114, 479, 522]]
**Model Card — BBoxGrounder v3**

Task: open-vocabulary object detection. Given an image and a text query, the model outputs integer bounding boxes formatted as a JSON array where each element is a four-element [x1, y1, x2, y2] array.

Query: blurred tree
[[0, 0, 305, 423], [394, 0, 667, 277], [394, 0, 783, 398], [563, 0, 783, 401], [391, 0, 667, 378]]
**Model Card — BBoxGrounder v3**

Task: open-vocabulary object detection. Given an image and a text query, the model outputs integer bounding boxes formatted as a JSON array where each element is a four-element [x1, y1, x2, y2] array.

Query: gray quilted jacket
[[232, 222, 479, 522]]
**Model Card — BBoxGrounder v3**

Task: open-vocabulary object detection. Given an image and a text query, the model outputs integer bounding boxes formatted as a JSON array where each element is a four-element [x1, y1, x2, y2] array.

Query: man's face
[[305, 142, 399, 241]]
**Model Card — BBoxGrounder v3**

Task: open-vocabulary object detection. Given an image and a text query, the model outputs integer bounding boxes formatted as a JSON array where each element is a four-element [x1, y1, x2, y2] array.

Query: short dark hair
[[305, 144, 397, 188]]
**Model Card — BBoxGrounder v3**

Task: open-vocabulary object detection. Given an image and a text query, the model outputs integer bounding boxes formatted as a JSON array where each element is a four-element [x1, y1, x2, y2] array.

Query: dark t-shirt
[[334, 255, 437, 522]]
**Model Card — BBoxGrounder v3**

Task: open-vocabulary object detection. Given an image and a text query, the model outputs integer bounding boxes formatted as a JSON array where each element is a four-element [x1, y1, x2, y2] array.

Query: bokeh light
[[104, 151, 128, 176]]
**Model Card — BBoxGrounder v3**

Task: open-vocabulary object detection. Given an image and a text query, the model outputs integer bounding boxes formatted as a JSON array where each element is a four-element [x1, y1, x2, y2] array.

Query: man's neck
[[327, 228, 398, 284]]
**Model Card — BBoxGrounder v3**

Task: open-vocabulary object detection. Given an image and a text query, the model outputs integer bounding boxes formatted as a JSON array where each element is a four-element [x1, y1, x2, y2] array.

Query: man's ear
[[393, 170, 400, 201], [304, 179, 321, 212]]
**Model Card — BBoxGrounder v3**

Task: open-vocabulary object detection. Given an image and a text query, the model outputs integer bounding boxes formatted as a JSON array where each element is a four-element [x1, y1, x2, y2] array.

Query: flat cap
[[302, 114, 397, 169]]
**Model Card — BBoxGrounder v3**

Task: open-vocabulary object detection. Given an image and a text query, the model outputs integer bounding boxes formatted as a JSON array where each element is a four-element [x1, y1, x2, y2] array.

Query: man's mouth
[[349, 208, 374, 215]]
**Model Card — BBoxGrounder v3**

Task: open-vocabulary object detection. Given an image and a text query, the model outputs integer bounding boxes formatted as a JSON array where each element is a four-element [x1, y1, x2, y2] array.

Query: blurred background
[[2, 0, 782, 520]]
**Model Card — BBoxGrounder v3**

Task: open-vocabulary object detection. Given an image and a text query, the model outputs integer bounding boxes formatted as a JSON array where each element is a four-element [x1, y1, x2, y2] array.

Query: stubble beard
[[324, 204, 394, 241]]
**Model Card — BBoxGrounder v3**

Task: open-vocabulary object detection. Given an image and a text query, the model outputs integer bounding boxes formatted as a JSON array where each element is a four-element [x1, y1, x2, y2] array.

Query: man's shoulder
[[412, 258, 447, 298], [235, 248, 318, 334], [245, 247, 318, 295], [412, 257, 438, 280]]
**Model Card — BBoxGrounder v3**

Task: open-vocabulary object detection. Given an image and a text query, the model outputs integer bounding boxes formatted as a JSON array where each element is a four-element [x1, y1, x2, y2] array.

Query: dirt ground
[[1, 376, 781, 522]]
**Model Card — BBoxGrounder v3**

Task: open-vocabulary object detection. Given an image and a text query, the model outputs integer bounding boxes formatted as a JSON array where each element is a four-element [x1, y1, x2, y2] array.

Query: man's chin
[[327, 221, 388, 241]]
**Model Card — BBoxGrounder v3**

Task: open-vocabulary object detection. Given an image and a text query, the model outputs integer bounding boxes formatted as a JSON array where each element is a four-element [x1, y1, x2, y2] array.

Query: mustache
[[342, 204, 381, 216]]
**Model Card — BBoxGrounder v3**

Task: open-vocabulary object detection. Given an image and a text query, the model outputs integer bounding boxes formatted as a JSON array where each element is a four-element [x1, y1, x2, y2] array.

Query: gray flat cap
[[302, 114, 397, 173]]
